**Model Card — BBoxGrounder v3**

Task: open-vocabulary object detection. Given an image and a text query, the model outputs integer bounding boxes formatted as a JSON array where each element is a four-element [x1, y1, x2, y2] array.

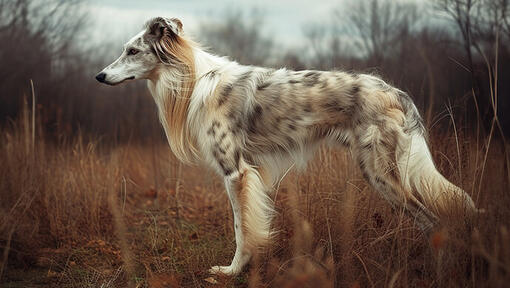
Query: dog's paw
[[208, 265, 238, 276]]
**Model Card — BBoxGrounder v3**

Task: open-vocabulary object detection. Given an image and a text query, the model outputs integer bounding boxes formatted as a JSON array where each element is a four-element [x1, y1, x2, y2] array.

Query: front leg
[[209, 166, 274, 276]]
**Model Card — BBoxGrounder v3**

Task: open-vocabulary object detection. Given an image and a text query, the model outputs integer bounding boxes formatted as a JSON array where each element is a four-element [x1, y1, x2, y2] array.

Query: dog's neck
[[147, 45, 238, 163], [193, 47, 233, 78]]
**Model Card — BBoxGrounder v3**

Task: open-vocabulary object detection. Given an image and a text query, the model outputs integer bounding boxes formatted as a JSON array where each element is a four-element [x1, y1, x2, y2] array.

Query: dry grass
[[1, 102, 509, 287]]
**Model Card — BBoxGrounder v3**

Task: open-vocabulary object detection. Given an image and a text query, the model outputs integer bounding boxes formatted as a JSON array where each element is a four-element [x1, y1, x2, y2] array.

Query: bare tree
[[435, 0, 510, 71], [436, 0, 510, 118], [0, 0, 88, 133], [500, 0, 510, 39], [302, 23, 349, 70], [0, 0, 88, 89], [199, 9, 274, 66], [473, 0, 510, 52], [436, 0, 480, 76], [339, 0, 420, 65]]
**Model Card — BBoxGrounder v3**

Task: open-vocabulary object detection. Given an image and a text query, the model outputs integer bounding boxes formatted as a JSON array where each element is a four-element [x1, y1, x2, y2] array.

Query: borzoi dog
[[96, 17, 478, 275]]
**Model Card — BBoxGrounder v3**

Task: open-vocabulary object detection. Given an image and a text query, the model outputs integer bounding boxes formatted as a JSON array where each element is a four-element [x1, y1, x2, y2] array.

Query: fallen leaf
[[47, 269, 59, 278], [148, 273, 179, 288], [204, 277, 218, 284], [430, 229, 447, 252], [36, 257, 52, 268], [145, 187, 157, 198]]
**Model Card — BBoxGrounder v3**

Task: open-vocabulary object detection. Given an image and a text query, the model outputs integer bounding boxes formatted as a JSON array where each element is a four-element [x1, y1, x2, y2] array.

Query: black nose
[[95, 72, 106, 83]]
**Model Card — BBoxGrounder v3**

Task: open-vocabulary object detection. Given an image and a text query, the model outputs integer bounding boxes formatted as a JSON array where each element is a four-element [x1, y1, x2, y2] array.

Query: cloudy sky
[[88, 0, 344, 46]]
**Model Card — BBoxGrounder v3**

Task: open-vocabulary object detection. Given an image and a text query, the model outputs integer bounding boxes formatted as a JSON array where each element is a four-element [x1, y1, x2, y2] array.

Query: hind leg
[[353, 124, 438, 232]]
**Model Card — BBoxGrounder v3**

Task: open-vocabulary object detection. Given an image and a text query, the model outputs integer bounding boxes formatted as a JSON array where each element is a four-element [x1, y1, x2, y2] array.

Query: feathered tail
[[399, 131, 478, 219]]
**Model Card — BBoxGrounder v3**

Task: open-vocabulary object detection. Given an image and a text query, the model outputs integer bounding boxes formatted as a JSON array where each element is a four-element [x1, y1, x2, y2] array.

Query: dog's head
[[96, 17, 188, 85]]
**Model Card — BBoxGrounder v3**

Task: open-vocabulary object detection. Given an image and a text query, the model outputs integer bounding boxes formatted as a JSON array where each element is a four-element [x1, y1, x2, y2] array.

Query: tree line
[[0, 0, 508, 143]]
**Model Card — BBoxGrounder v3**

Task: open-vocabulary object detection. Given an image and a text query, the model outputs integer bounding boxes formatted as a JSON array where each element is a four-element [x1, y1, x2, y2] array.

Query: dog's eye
[[127, 48, 139, 56]]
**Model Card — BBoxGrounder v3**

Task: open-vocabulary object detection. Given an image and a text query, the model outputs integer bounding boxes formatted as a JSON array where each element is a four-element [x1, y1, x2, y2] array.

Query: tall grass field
[[1, 98, 509, 287]]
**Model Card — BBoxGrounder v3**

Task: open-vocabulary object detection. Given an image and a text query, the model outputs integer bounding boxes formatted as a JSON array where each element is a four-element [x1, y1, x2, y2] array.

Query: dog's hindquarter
[[347, 74, 478, 227]]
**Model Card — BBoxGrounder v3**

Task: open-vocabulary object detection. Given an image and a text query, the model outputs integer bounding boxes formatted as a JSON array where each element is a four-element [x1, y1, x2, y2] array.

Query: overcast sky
[[88, 0, 345, 46]]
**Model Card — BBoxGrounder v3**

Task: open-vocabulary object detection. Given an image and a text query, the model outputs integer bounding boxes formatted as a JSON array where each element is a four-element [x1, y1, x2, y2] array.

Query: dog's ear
[[145, 17, 183, 40]]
